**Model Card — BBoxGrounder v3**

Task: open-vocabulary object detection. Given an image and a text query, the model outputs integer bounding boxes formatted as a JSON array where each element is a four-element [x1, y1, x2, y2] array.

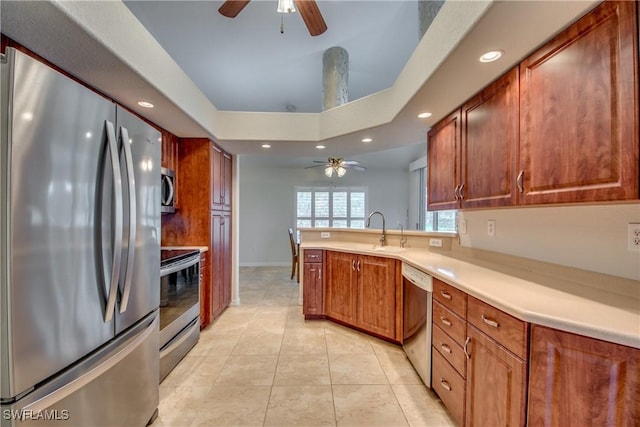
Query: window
[[418, 168, 457, 232], [296, 187, 367, 229]]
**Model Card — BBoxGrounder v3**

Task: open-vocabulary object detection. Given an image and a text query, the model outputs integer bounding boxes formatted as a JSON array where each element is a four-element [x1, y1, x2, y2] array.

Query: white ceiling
[[124, 0, 422, 114], [1, 1, 599, 169]]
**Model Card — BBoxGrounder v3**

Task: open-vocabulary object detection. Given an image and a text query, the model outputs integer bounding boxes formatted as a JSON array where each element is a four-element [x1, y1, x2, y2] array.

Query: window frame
[[295, 186, 369, 230]]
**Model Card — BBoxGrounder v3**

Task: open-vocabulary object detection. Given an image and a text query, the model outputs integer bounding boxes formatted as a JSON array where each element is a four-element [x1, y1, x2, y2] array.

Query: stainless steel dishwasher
[[402, 263, 433, 387]]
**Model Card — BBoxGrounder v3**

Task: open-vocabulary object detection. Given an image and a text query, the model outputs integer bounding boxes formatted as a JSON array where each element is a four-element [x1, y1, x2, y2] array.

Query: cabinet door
[[222, 152, 232, 210], [221, 211, 232, 308], [466, 325, 526, 427], [210, 212, 223, 318], [528, 325, 640, 427], [199, 252, 210, 328], [460, 68, 518, 209], [519, 0, 638, 204], [427, 109, 461, 211], [325, 251, 357, 325], [303, 262, 323, 317], [210, 143, 223, 210], [356, 255, 396, 340]]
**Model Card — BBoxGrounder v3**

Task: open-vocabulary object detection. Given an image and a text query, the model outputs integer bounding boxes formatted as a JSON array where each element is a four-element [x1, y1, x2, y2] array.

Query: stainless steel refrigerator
[[1, 48, 160, 426]]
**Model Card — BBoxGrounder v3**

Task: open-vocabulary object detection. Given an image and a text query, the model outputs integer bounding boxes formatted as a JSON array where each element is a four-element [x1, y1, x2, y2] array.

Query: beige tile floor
[[155, 267, 456, 427]]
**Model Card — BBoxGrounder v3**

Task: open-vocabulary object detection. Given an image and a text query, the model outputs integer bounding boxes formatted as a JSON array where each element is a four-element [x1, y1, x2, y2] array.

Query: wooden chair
[[288, 228, 299, 282]]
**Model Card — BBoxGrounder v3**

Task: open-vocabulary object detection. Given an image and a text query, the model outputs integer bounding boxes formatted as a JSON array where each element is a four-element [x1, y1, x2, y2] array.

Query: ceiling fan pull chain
[[280, 14, 284, 34]]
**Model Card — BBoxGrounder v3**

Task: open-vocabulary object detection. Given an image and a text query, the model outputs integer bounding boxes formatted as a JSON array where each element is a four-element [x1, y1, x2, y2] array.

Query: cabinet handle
[[459, 183, 465, 200], [464, 337, 471, 360], [357, 260, 361, 272], [439, 379, 452, 392], [454, 185, 460, 200], [440, 290, 452, 300], [352, 260, 356, 271], [439, 316, 452, 327], [440, 343, 452, 354], [516, 170, 524, 193], [481, 315, 499, 328]]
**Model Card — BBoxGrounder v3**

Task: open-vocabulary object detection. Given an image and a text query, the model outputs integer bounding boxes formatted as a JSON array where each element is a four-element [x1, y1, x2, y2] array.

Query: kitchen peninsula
[[299, 227, 640, 426]]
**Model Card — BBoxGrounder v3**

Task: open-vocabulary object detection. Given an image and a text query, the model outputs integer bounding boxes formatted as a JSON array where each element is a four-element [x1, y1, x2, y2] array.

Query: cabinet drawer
[[433, 300, 466, 345], [432, 349, 465, 427], [433, 278, 467, 318], [304, 249, 323, 263], [432, 323, 467, 378], [467, 296, 528, 360]]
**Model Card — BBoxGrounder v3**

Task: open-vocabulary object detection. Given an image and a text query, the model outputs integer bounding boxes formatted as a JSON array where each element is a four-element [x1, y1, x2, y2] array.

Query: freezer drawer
[[0, 313, 159, 427]]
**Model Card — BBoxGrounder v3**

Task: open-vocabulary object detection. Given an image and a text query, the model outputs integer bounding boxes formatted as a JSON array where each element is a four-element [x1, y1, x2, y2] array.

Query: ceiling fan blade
[[342, 160, 362, 166], [350, 165, 367, 172], [218, 0, 251, 18], [304, 164, 329, 169], [294, 0, 327, 36]]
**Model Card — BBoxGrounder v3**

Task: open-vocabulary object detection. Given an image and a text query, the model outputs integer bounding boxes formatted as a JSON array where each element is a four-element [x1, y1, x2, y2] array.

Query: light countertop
[[161, 246, 208, 253], [300, 241, 640, 349]]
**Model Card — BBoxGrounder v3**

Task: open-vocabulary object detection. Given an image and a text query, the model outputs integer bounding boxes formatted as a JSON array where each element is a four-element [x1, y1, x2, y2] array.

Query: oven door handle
[[160, 255, 200, 277]]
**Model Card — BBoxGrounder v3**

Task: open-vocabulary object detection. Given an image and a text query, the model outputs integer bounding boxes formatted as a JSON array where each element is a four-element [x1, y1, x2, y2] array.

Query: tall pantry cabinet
[[161, 137, 233, 328]]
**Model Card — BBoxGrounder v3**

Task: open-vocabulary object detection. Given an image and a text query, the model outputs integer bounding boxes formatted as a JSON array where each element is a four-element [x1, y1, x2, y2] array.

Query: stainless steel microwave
[[161, 167, 175, 213]]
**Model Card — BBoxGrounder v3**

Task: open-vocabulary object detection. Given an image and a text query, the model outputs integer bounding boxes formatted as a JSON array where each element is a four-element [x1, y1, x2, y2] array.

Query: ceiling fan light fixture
[[324, 166, 333, 177], [277, 0, 296, 13], [337, 166, 346, 177]]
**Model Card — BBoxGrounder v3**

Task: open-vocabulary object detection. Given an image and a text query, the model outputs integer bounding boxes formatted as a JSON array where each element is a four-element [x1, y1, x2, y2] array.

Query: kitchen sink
[[372, 246, 406, 253]]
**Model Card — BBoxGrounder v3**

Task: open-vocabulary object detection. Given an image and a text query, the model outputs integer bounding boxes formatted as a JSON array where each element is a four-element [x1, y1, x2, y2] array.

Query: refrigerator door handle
[[118, 126, 136, 313], [21, 315, 158, 414], [104, 120, 123, 322]]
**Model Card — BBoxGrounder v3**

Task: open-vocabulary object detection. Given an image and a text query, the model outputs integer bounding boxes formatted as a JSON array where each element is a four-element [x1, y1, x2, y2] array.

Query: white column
[[322, 46, 349, 110]]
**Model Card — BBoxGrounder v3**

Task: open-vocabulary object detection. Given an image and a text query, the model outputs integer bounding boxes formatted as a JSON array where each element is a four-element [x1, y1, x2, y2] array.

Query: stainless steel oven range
[[159, 249, 201, 382]]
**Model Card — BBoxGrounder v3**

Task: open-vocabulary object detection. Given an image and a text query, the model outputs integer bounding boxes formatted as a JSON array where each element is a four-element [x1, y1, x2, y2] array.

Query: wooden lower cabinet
[[324, 251, 398, 341], [432, 281, 528, 427], [303, 249, 324, 317], [199, 251, 209, 328], [528, 325, 640, 427], [356, 255, 397, 339], [325, 251, 358, 325], [466, 325, 527, 427], [211, 211, 231, 319], [433, 349, 466, 426]]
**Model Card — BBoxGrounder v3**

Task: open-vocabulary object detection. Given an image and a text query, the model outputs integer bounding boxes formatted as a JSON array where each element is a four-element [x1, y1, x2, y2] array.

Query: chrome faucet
[[366, 211, 386, 246], [399, 224, 407, 248]]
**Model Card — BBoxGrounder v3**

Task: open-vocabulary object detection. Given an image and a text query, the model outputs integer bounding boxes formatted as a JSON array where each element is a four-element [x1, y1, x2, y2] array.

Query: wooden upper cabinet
[[210, 145, 232, 211], [519, 0, 638, 204], [222, 152, 232, 210], [427, 109, 461, 211], [528, 325, 640, 427], [161, 131, 179, 171], [460, 68, 519, 209]]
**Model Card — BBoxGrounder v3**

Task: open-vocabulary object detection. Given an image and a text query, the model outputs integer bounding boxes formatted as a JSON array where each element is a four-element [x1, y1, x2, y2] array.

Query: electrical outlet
[[628, 223, 640, 252], [320, 232, 331, 239], [487, 220, 496, 237], [429, 238, 443, 247]]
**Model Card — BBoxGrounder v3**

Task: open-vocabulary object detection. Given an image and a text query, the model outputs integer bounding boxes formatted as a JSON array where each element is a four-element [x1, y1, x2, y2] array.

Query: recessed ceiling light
[[316, 145, 326, 149], [261, 144, 271, 148], [418, 112, 432, 119], [137, 101, 154, 108], [362, 138, 372, 143], [479, 50, 504, 63]]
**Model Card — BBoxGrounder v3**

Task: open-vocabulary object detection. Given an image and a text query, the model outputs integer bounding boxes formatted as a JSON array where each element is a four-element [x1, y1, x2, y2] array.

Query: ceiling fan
[[218, 0, 328, 36], [305, 157, 366, 177]]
